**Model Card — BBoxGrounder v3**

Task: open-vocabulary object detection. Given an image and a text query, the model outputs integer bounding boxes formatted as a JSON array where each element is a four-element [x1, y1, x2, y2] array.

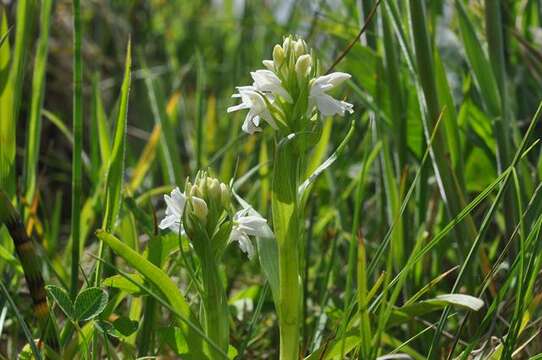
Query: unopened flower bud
[[282, 37, 293, 55], [207, 178, 221, 200], [219, 183, 231, 208], [190, 184, 203, 198], [295, 54, 312, 79], [273, 45, 285, 66], [294, 39, 307, 58], [191, 197, 208, 223], [197, 177, 207, 195]]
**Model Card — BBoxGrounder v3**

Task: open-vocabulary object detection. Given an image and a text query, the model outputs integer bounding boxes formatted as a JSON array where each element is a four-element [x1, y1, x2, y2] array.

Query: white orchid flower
[[229, 208, 273, 259], [250, 70, 292, 102], [227, 87, 278, 134], [309, 72, 354, 116], [159, 187, 209, 233], [159, 187, 186, 234]]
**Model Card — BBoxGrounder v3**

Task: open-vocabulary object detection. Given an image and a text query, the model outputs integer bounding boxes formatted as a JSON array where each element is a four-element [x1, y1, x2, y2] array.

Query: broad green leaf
[[112, 316, 138, 337], [96, 230, 206, 358], [434, 294, 484, 311], [46, 285, 75, 320], [74, 287, 108, 321], [159, 326, 189, 355], [388, 294, 483, 327], [102, 274, 144, 294]]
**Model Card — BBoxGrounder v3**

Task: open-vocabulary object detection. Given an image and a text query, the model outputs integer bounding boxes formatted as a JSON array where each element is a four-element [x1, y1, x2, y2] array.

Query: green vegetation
[[1, 0, 542, 358]]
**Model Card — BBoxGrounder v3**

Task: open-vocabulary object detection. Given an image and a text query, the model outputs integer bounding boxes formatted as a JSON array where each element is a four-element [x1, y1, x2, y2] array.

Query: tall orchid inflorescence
[[159, 171, 272, 358], [228, 36, 353, 360], [228, 36, 353, 135]]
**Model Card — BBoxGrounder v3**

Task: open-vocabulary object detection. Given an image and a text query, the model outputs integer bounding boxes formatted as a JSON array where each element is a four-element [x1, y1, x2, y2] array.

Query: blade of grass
[[23, 0, 53, 216], [426, 100, 542, 358], [409, 0, 475, 265], [95, 39, 132, 284], [70, 0, 83, 299], [139, 52, 181, 184], [0, 280, 42, 360], [0, 0, 36, 196]]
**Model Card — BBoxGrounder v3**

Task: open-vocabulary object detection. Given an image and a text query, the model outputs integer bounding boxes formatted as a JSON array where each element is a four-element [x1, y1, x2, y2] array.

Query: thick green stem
[[272, 144, 301, 360], [201, 256, 229, 358]]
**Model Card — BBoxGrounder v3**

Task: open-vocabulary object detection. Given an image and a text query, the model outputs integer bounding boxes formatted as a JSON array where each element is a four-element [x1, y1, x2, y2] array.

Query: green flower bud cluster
[[267, 35, 317, 132], [183, 171, 233, 258]]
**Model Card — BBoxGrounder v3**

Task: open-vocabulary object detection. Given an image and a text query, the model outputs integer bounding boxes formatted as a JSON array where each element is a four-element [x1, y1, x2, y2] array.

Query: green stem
[[201, 256, 229, 357], [272, 143, 301, 360]]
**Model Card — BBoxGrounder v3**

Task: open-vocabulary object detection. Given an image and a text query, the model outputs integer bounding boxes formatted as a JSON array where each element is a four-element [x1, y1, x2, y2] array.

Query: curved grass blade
[[426, 101, 542, 358], [95, 230, 210, 358], [22, 0, 53, 211], [0, 280, 42, 360], [95, 39, 132, 284]]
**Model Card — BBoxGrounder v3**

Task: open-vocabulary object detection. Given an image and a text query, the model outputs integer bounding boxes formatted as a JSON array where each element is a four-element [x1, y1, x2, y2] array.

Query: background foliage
[[1, 0, 542, 358]]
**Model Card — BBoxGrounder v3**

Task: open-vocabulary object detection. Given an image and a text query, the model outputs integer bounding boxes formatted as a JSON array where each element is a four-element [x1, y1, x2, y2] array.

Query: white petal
[[230, 229, 255, 259], [159, 214, 178, 230], [341, 100, 354, 114], [313, 93, 351, 116], [242, 115, 262, 134], [251, 70, 292, 102], [164, 187, 186, 217], [227, 102, 250, 113], [233, 209, 274, 238], [314, 72, 351, 89]]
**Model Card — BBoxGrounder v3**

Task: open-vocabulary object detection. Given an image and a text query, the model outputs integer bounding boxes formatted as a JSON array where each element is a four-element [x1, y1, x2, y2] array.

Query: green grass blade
[[139, 53, 181, 184], [0, 280, 42, 360], [426, 101, 542, 358], [23, 0, 53, 212], [95, 39, 132, 284], [70, 0, 83, 299], [91, 73, 111, 167], [0, 0, 36, 196], [102, 39, 131, 232]]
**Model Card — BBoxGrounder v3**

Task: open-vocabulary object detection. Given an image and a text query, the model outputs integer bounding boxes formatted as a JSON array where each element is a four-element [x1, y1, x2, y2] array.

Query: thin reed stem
[[70, 0, 83, 299]]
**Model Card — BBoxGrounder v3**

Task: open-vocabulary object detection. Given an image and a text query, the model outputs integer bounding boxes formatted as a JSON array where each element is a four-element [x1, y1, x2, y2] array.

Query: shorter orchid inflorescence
[[228, 35, 353, 135], [159, 171, 272, 357], [159, 171, 271, 260]]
